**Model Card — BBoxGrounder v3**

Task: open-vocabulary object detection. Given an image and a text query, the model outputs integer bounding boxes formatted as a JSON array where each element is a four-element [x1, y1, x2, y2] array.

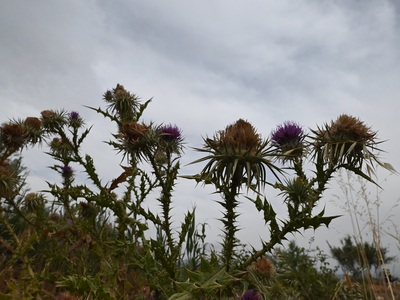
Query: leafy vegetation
[[0, 84, 396, 299], [329, 235, 395, 277]]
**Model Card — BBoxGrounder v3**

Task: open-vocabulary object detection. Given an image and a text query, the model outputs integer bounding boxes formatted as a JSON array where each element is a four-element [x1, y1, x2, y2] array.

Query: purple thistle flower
[[70, 111, 80, 120], [241, 289, 262, 300], [61, 164, 73, 178], [159, 124, 182, 142], [271, 121, 304, 147]]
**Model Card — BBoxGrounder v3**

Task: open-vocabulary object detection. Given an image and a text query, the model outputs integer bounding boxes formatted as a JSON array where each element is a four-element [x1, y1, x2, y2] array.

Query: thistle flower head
[[271, 121, 304, 148], [157, 124, 184, 156], [70, 111, 80, 120], [68, 111, 84, 128], [279, 176, 312, 205], [50, 137, 73, 158], [120, 121, 155, 161], [61, 164, 73, 178], [158, 124, 182, 142], [0, 159, 21, 198], [328, 114, 375, 141], [0, 122, 26, 150], [241, 289, 262, 300], [25, 117, 42, 131], [41, 110, 56, 120], [24, 193, 46, 212], [103, 84, 139, 123], [23, 117, 43, 144], [192, 119, 281, 191], [216, 119, 261, 152], [311, 114, 378, 167], [251, 256, 276, 279], [123, 122, 148, 142], [40, 110, 67, 130]]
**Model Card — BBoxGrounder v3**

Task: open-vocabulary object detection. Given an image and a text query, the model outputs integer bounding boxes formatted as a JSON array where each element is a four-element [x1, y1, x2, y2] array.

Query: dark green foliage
[[329, 235, 395, 277], [271, 241, 339, 300]]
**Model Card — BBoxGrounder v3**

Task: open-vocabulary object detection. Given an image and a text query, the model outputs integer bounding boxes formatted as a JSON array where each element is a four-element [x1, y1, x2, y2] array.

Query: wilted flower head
[[312, 114, 378, 167], [158, 124, 182, 142], [0, 161, 20, 198], [24, 192, 46, 212], [0, 123, 26, 150], [40, 110, 67, 130], [25, 117, 42, 131], [41, 110, 56, 120], [251, 256, 276, 279], [23, 117, 43, 144], [120, 121, 155, 161], [193, 119, 281, 191], [328, 114, 374, 141], [123, 122, 148, 142], [271, 121, 304, 149], [241, 289, 262, 300], [211, 119, 261, 152]]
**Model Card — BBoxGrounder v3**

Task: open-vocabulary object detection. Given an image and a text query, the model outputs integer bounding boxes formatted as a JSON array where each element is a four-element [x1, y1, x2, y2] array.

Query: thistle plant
[[0, 84, 396, 298], [90, 86, 188, 280], [189, 114, 394, 273], [189, 119, 282, 269], [0, 84, 193, 298]]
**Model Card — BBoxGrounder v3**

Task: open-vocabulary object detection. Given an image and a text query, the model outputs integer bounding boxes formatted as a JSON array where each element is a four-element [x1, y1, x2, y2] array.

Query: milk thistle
[[271, 121, 304, 159], [190, 119, 281, 269], [68, 111, 84, 129]]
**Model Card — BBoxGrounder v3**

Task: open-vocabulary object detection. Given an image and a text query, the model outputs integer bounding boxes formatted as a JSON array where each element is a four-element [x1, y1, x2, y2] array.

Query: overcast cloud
[[1, 0, 400, 271]]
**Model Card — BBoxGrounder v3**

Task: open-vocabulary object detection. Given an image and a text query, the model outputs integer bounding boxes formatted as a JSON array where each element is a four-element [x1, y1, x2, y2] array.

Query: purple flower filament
[[159, 124, 182, 142], [61, 164, 73, 177], [271, 121, 303, 148], [241, 289, 262, 300], [70, 111, 80, 120]]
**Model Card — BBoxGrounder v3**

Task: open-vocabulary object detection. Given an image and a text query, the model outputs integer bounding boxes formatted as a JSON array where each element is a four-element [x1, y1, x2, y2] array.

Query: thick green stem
[[222, 173, 241, 271], [148, 152, 175, 253]]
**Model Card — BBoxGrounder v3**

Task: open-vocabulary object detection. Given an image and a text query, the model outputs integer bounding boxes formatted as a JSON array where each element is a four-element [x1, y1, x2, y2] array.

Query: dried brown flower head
[[251, 256, 276, 279], [0, 123, 26, 149], [25, 117, 42, 130], [311, 114, 381, 168], [41, 110, 56, 120], [217, 119, 261, 151], [329, 114, 375, 142], [24, 192, 46, 212], [114, 84, 131, 99], [49, 137, 73, 158], [123, 122, 148, 142], [193, 118, 281, 191]]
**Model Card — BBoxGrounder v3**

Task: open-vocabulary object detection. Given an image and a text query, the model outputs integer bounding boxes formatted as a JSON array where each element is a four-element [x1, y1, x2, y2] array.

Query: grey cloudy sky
[[1, 0, 400, 268]]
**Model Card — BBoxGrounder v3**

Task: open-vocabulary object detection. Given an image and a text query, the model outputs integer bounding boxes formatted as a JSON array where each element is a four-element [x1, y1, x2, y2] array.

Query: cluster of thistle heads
[[101, 84, 184, 163], [195, 113, 386, 192], [0, 82, 387, 197], [0, 84, 184, 164], [205, 114, 377, 162], [0, 110, 83, 153], [0, 110, 83, 198]]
